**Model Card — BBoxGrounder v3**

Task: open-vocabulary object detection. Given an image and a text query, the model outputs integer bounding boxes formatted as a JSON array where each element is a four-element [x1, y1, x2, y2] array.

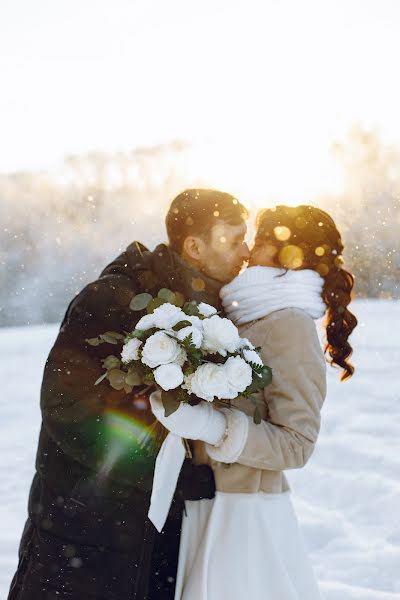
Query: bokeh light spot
[[274, 226, 291, 241], [70, 557, 83, 568], [316, 263, 329, 276], [334, 255, 344, 268], [315, 246, 325, 256], [192, 277, 206, 291], [63, 545, 76, 558], [278, 245, 304, 269], [295, 216, 307, 229]]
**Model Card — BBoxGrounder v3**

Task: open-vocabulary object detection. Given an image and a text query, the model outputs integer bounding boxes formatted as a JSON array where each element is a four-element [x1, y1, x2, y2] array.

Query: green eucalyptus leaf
[[172, 320, 193, 331], [172, 291, 185, 307], [157, 288, 176, 303], [147, 297, 166, 313], [183, 301, 199, 316], [161, 390, 181, 417], [100, 333, 120, 345], [129, 293, 153, 311], [85, 337, 101, 347], [103, 331, 125, 341], [253, 406, 262, 425], [102, 355, 121, 370], [107, 368, 127, 390], [125, 368, 142, 386], [259, 365, 273, 387], [125, 329, 147, 342]]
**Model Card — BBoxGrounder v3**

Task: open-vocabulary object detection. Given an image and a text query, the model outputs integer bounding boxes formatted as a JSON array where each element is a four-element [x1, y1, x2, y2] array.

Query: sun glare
[[184, 134, 345, 213]]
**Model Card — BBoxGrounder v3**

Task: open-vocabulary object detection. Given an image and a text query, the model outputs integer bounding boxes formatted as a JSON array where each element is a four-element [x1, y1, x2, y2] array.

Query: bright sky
[[1, 0, 399, 201]]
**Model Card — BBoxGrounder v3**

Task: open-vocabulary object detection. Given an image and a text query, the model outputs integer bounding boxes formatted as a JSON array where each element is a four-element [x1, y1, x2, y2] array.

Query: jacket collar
[[150, 243, 223, 310], [115, 241, 222, 310]]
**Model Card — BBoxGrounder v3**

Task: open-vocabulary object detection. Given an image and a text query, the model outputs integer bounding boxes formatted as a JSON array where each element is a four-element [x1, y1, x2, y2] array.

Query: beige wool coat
[[191, 307, 327, 494]]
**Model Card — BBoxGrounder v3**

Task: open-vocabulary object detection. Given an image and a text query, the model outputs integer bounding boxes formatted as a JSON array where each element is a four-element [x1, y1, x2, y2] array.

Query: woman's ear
[[182, 235, 206, 262]]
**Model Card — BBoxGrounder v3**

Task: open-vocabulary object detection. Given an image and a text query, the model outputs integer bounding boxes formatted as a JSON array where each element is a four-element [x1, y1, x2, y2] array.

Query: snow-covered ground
[[0, 299, 399, 599]]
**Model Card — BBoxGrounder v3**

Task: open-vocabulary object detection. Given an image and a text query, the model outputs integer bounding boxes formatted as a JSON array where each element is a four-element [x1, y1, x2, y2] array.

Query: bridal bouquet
[[88, 288, 272, 532], [88, 288, 272, 428]]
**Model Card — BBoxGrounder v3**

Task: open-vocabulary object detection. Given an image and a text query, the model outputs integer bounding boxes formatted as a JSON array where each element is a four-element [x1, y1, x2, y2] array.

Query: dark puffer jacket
[[7, 241, 222, 600]]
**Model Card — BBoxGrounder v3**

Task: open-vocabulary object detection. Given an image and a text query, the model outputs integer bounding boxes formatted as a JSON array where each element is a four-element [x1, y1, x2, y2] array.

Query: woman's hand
[[149, 389, 227, 445]]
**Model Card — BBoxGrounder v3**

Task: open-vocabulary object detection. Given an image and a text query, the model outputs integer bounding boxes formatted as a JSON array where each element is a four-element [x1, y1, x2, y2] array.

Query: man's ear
[[182, 235, 206, 261]]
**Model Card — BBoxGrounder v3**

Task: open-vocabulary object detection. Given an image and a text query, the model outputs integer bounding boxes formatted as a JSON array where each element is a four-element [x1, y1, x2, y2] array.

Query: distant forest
[[1, 129, 399, 327]]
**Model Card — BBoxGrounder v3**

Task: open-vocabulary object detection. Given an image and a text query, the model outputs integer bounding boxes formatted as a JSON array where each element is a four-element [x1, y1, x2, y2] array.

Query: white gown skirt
[[173, 490, 322, 600]]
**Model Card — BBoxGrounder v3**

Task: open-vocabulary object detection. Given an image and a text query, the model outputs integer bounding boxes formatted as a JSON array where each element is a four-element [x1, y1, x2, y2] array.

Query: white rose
[[190, 363, 232, 401], [135, 313, 155, 331], [154, 363, 184, 391], [141, 331, 183, 368], [185, 315, 203, 330], [152, 303, 185, 329], [182, 372, 194, 394], [202, 315, 241, 356], [239, 337, 255, 350], [177, 326, 203, 349], [224, 356, 253, 395], [198, 302, 218, 317], [243, 349, 263, 367], [175, 346, 188, 367], [120, 338, 142, 363]]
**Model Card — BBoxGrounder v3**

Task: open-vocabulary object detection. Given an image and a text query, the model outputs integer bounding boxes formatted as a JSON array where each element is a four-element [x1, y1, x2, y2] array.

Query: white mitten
[[205, 406, 249, 463], [149, 389, 227, 445]]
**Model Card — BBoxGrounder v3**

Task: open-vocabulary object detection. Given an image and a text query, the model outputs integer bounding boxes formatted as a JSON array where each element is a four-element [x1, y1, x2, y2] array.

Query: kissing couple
[[8, 189, 357, 600]]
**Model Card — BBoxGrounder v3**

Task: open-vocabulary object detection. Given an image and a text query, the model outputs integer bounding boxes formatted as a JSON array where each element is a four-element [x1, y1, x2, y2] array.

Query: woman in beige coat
[[152, 205, 358, 600]]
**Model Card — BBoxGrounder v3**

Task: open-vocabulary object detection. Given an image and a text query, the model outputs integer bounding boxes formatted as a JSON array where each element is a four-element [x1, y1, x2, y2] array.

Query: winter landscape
[[0, 299, 399, 599], [2, 2, 400, 598]]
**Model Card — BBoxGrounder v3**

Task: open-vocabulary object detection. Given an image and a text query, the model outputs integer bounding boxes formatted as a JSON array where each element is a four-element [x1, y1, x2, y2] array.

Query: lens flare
[[93, 407, 163, 483]]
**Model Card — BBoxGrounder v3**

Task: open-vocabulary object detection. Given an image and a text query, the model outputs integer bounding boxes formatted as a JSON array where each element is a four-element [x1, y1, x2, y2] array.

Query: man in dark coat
[[7, 189, 249, 600]]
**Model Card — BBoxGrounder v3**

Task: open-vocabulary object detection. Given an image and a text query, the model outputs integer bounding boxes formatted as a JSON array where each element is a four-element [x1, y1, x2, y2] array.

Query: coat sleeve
[[40, 263, 218, 499], [206, 310, 327, 470], [39, 269, 153, 486]]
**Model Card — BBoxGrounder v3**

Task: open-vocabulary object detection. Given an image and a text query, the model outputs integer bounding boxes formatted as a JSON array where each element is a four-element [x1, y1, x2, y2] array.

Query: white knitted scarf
[[220, 266, 327, 325]]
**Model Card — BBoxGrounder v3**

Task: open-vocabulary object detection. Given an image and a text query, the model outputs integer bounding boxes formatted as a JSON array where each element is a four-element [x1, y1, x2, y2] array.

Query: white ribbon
[[147, 431, 186, 533]]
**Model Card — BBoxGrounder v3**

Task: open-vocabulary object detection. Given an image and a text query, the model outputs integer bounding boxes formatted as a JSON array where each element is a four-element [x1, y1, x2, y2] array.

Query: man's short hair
[[166, 189, 248, 253]]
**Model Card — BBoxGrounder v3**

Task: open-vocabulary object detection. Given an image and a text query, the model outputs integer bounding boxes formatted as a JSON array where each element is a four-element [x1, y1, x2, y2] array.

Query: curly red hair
[[255, 205, 358, 381]]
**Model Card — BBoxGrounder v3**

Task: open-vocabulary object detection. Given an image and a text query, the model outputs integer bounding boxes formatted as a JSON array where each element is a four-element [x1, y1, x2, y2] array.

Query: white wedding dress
[[173, 489, 322, 600]]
